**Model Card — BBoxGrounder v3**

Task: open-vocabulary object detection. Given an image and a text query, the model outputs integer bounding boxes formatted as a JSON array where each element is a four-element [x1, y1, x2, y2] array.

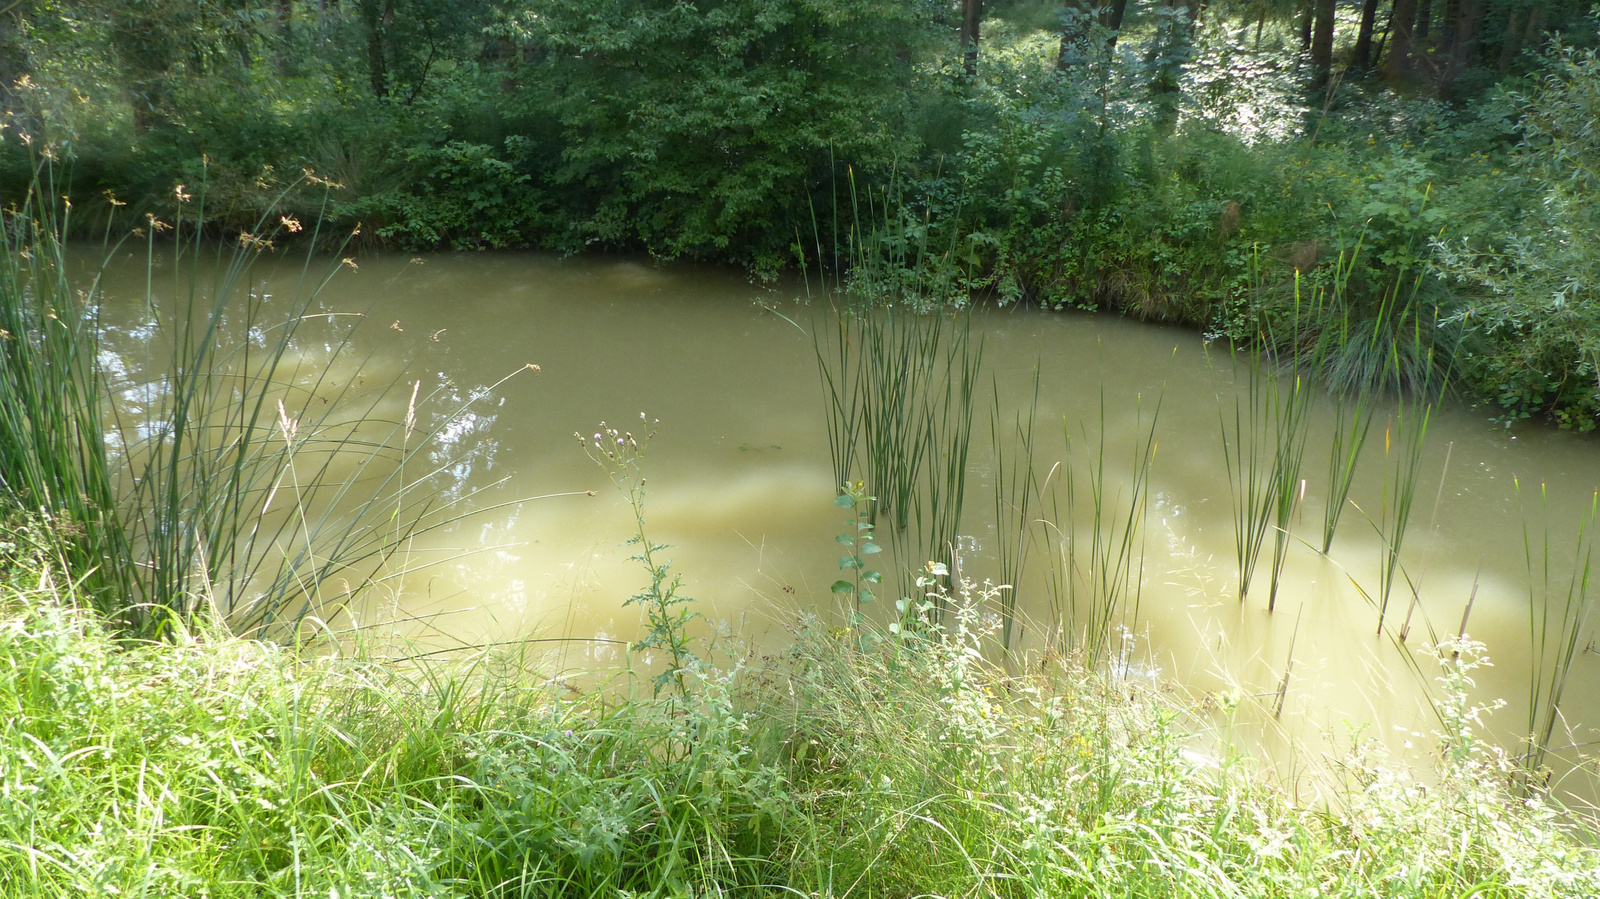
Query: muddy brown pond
[[94, 248, 1600, 809]]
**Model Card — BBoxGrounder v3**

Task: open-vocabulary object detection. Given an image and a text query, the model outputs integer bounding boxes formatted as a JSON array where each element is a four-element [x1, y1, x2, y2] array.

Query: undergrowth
[[3, 511, 1598, 897]]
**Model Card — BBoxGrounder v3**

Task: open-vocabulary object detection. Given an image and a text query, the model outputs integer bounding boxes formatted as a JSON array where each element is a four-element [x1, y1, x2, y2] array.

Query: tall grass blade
[[1321, 388, 1374, 553], [1375, 391, 1432, 635], [1045, 394, 1158, 667], [990, 366, 1040, 654], [1520, 482, 1597, 774], [0, 169, 528, 635]]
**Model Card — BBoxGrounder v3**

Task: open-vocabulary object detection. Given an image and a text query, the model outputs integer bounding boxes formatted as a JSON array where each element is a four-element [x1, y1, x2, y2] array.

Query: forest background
[[3, 0, 1600, 424]]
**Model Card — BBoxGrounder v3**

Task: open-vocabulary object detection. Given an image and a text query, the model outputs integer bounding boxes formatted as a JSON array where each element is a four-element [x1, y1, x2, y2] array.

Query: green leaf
[[835, 533, 855, 546], [839, 556, 861, 570], [831, 579, 855, 595], [861, 542, 882, 555], [858, 587, 874, 603], [861, 570, 883, 584], [834, 494, 855, 508]]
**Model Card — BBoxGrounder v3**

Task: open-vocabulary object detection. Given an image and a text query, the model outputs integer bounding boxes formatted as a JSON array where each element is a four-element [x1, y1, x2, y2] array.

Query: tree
[[358, 0, 494, 101], [962, 0, 982, 76], [1352, 0, 1383, 71], [1438, 0, 1487, 100], [359, 0, 390, 97], [109, 1, 183, 133], [495, 0, 929, 261], [1057, 0, 1130, 70], [1310, 0, 1336, 91], [1441, 43, 1600, 425], [1384, 0, 1418, 82]]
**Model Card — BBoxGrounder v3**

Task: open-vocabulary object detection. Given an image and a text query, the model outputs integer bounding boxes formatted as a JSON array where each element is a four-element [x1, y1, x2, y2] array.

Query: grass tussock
[[5, 513, 1599, 898]]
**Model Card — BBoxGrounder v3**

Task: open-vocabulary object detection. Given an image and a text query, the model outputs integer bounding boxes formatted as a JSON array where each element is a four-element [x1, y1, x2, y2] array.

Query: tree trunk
[[1352, 0, 1383, 71], [110, 4, 176, 134], [1438, 0, 1484, 101], [1373, 4, 1395, 69], [360, 0, 390, 98], [962, 0, 982, 77], [1310, 0, 1336, 92], [1415, 0, 1431, 43], [1148, 0, 1190, 132], [1517, 3, 1546, 66], [1057, 1, 1087, 70], [1438, 0, 1459, 56], [1299, 0, 1314, 50], [1384, 0, 1418, 82], [1059, 0, 1130, 67], [1497, 7, 1523, 73], [1105, 0, 1130, 49], [276, 0, 293, 48]]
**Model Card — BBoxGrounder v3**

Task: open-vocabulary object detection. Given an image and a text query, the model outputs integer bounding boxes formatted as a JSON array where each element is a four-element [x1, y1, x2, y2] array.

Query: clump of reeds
[[913, 317, 983, 604], [1218, 345, 1314, 609], [0, 177, 133, 616], [1519, 481, 1597, 775], [814, 304, 983, 612], [1321, 387, 1375, 554], [989, 367, 1040, 654], [1374, 359, 1437, 635], [1042, 395, 1159, 667], [814, 307, 863, 493], [0, 166, 536, 635]]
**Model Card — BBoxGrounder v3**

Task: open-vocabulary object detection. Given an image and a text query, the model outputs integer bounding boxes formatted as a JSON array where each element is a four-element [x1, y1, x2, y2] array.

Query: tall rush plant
[[1518, 481, 1597, 775], [1043, 395, 1159, 667], [1, 169, 540, 634], [1374, 341, 1438, 635], [990, 367, 1040, 654]]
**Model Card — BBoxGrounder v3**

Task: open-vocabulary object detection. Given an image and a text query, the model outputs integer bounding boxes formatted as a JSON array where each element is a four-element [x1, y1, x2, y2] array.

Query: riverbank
[[4, 511, 1597, 897]]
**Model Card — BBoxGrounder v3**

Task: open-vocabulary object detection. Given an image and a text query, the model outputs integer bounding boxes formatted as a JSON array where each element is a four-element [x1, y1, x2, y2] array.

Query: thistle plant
[[580, 415, 699, 698]]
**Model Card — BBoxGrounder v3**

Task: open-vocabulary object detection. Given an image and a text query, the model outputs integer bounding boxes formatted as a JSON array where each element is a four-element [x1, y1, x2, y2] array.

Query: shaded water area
[[94, 248, 1600, 807]]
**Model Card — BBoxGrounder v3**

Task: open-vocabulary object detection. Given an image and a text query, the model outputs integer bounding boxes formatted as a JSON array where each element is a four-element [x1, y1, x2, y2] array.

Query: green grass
[[6, 515, 1598, 898]]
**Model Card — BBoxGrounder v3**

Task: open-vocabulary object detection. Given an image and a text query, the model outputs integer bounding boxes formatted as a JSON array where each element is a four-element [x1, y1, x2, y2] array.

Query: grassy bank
[[4, 513, 1598, 898]]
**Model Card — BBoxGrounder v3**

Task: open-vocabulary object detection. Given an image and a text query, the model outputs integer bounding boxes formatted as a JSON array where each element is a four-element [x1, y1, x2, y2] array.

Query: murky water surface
[[94, 249, 1600, 806]]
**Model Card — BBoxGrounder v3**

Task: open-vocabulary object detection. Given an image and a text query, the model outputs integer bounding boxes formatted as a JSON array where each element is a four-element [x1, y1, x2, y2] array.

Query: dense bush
[[1439, 43, 1600, 429]]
